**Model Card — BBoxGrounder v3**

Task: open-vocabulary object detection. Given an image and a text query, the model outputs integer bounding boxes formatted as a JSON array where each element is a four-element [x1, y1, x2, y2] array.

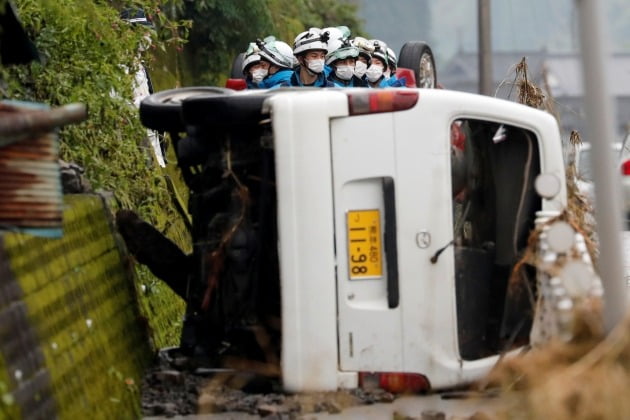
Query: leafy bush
[[1, 0, 188, 222], [0, 0, 192, 348]]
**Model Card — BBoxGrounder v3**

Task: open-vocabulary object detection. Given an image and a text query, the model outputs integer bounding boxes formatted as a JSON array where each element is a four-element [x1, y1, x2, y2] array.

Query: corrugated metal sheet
[[0, 102, 87, 236]]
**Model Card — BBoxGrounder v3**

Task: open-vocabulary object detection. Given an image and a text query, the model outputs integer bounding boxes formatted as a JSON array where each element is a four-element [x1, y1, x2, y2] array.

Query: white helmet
[[326, 43, 359, 66], [324, 26, 358, 65], [242, 42, 262, 75], [293, 27, 329, 56], [322, 26, 351, 53], [256, 36, 295, 69], [351, 36, 374, 64], [370, 39, 389, 70], [242, 53, 261, 74], [386, 47, 397, 72]]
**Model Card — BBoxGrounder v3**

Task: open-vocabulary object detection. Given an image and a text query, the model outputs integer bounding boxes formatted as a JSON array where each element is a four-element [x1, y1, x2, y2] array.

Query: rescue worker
[[241, 47, 265, 89], [351, 36, 373, 86], [323, 26, 363, 88], [365, 40, 389, 88], [290, 27, 333, 87], [326, 39, 361, 87], [365, 40, 405, 88], [255, 36, 295, 89], [383, 46, 406, 87], [383, 47, 395, 79]]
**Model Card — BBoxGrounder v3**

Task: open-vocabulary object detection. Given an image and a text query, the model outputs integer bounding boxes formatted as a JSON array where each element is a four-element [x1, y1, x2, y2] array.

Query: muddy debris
[[141, 348, 401, 418]]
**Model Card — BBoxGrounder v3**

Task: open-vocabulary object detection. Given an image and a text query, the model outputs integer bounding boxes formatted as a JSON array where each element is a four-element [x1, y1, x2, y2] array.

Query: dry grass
[[478, 307, 630, 419]]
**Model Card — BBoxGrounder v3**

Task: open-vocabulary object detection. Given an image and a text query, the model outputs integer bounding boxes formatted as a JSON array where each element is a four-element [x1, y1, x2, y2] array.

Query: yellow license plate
[[347, 210, 383, 279]]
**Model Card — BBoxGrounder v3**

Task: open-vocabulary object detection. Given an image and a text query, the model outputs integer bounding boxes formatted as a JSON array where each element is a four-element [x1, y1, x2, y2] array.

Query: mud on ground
[[141, 348, 399, 418]]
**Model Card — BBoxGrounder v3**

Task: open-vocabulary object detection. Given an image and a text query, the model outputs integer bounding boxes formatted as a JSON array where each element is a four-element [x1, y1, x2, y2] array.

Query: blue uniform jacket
[[328, 74, 355, 87], [289, 68, 334, 87], [259, 69, 293, 89], [369, 76, 407, 88]]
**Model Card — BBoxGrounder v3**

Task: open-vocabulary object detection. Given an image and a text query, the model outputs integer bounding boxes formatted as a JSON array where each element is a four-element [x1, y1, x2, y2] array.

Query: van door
[[331, 112, 405, 371], [332, 93, 457, 377]]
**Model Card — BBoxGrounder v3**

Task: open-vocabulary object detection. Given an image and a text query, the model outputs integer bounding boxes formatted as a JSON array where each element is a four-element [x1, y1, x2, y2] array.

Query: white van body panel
[[270, 88, 566, 391], [270, 91, 349, 392]]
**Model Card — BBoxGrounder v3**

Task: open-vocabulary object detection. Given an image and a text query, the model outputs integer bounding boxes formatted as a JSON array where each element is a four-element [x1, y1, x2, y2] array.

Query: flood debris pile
[[197, 383, 396, 417], [477, 306, 630, 419]]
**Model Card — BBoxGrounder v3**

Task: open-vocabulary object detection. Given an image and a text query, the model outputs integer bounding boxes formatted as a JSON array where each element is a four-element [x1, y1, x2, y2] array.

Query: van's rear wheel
[[398, 41, 437, 88], [140, 87, 234, 133]]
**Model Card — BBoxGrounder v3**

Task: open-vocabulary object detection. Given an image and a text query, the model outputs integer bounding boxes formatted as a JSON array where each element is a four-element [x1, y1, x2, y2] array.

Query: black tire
[[398, 41, 437, 88], [230, 53, 245, 79], [182, 93, 268, 127], [140, 87, 234, 133]]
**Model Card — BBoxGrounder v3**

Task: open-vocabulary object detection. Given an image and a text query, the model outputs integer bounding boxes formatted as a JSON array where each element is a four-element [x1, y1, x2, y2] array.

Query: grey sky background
[[356, 0, 630, 68]]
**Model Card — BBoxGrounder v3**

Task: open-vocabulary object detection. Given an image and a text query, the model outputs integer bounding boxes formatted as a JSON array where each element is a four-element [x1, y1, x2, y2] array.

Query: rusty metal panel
[[0, 102, 87, 236]]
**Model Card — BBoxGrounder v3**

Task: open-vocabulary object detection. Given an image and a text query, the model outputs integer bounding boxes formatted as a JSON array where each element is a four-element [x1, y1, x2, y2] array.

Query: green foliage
[[175, 0, 272, 85], [298, 0, 366, 32], [1, 0, 187, 225], [176, 0, 366, 85], [0, 0, 191, 350]]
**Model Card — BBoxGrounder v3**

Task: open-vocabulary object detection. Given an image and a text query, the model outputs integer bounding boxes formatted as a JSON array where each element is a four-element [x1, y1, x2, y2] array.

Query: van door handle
[[382, 177, 399, 309]]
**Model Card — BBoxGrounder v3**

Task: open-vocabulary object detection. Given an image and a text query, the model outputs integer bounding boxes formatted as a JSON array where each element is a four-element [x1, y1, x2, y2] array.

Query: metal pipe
[[0, 103, 87, 147], [575, 0, 627, 331], [478, 0, 492, 95]]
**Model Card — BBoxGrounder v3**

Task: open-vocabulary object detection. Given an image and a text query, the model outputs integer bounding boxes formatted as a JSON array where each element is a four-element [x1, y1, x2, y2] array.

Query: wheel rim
[[418, 52, 435, 88]]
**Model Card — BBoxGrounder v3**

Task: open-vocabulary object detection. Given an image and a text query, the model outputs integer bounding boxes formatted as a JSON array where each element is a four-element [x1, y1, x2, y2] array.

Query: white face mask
[[354, 61, 368, 78], [251, 68, 268, 83], [366, 64, 384, 83], [306, 58, 325, 74], [335, 65, 354, 81]]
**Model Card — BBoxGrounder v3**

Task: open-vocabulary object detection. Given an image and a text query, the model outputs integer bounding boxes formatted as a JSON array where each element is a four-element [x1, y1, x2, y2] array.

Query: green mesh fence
[[0, 353, 21, 419], [0, 194, 185, 418]]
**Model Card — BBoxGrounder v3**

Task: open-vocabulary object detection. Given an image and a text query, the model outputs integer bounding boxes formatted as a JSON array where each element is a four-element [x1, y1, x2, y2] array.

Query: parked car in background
[[620, 132, 630, 221]]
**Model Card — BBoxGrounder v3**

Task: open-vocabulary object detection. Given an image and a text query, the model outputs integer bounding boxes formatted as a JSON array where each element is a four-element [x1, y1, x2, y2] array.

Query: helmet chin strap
[[305, 66, 319, 76]]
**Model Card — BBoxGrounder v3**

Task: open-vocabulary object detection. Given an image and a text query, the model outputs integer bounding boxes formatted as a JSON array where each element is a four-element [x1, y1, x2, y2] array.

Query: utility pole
[[575, 0, 627, 332], [478, 0, 492, 95]]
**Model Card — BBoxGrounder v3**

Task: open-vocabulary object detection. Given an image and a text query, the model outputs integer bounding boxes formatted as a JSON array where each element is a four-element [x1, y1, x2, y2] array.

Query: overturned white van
[[138, 86, 577, 394]]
